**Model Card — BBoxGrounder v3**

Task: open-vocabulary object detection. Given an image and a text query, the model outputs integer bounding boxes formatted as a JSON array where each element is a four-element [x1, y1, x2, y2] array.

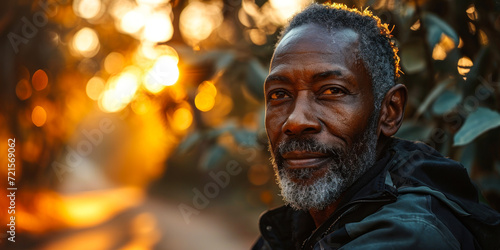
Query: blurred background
[[0, 0, 499, 249]]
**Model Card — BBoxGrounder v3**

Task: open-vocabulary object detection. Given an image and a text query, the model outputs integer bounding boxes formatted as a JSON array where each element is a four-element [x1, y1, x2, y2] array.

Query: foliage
[[1, 1, 500, 238]]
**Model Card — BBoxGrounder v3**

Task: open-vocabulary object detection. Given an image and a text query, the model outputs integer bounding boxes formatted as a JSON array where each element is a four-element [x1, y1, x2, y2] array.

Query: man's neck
[[308, 194, 344, 228]]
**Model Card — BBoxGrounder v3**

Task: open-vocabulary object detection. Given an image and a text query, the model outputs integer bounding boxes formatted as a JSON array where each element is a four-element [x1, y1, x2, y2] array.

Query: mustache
[[273, 138, 343, 158]]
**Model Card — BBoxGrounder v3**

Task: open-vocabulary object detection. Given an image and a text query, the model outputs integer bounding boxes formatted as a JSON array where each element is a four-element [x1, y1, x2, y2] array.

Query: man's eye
[[270, 91, 290, 100], [322, 87, 345, 95]]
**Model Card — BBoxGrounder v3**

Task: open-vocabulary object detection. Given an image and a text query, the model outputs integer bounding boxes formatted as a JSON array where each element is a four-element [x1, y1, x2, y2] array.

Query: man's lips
[[281, 151, 332, 169]]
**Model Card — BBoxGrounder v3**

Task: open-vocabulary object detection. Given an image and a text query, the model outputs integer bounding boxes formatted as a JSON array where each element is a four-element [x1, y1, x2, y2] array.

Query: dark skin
[[265, 24, 407, 227]]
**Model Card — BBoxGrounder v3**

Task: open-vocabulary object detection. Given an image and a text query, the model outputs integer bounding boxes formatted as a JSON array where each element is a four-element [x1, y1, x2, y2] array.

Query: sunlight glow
[[86, 76, 105, 100], [32, 69, 49, 91], [432, 34, 455, 61], [180, 1, 223, 46], [121, 8, 147, 34], [32, 106, 47, 127], [195, 81, 217, 112], [73, 0, 102, 20], [458, 56, 473, 76], [195, 92, 216, 112], [104, 52, 125, 74], [466, 5, 478, 20], [145, 55, 179, 89], [16, 79, 32, 100], [99, 68, 140, 112], [72, 27, 100, 58], [172, 107, 193, 131], [144, 12, 174, 42], [60, 188, 144, 228], [269, 0, 311, 24]]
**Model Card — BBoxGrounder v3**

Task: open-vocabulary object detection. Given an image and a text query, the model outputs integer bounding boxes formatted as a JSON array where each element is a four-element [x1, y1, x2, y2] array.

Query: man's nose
[[282, 93, 321, 136]]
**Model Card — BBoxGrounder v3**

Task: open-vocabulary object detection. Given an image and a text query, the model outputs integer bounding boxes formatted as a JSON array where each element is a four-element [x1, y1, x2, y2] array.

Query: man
[[253, 3, 500, 250]]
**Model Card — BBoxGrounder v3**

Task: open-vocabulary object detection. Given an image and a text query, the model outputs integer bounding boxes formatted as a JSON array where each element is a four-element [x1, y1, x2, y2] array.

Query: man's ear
[[378, 84, 407, 137]]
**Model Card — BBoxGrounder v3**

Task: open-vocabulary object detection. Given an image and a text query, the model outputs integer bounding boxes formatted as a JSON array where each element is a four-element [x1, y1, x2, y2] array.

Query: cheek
[[317, 103, 369, 142], [265, 108, 287, 141]]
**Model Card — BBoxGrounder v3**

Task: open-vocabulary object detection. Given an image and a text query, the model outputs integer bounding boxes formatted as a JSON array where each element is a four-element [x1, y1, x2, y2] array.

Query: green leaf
[[400, 40, 426, 74], [395, 121, 434, 141], [459, 143, 476, 174], [463, 47, 490, 94], [416, 78, 455, 117], [207, 123, 236, 139], [214, 52, 235, 72], [177, 132, 202, 154], [246, 59, 267, 100], [423, 13, 459, 48], [454, 107, 500, 146], [232, 129, 257, 147], [199, 145, 227, 170], [431, 90, 462, 115]]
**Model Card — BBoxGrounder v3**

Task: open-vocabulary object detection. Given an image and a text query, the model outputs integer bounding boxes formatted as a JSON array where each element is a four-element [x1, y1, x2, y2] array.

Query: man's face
[[265, 24, 378, 210]]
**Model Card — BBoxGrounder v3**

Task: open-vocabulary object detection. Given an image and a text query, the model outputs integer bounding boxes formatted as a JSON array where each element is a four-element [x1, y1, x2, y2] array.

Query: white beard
[[271, 118, 378, 211]]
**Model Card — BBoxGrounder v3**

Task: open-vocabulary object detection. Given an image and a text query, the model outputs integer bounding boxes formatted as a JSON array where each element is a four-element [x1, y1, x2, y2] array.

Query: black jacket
[[253, 138, 500, 249]]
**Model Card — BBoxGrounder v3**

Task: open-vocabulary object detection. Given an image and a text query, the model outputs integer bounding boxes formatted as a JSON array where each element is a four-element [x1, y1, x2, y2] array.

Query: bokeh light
[[32, 69, 49, 91], [32, 106, 47, 127], [466, 5, 478, 20], [137, 0, 169, 4], [249, 29, 267, 45], [195, 81, 217, 112], [432, 34, 455, 61], [144, 12, 174, 43], [195, 92, 216, 112], [131, 94, 152, 115], [73, 0, 103, 20], [16, 79, 32, 100], [198, 81, 217, 97], [120, 8, 147, 35], [99, 89, 128, 113], [99, 67, 140, 112], [71, 27, 100, 58], [180, 1, 223, 46], [145, 55, 180, 89], [248, 164, 271, 186], [171, 107, 193, 131], [268, 0, 312, 24], [3, 1, 500, 249], [86, 76, 105, 100], [458, 56, 473, 76], [104, 52, 125, 74]]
